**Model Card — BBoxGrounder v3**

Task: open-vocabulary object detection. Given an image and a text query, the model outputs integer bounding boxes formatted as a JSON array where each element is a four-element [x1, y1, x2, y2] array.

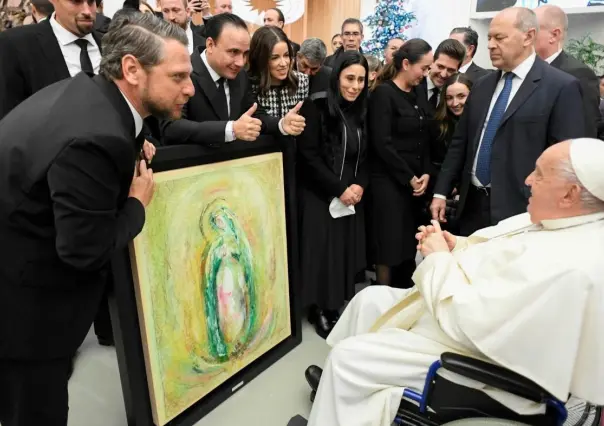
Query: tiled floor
[[67, 320, 329, 426]]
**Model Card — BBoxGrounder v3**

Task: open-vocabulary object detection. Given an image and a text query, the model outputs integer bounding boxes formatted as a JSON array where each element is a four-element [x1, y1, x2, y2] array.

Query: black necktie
[[215, 77, 229, 120], [429, 87, 439, 108], [74, 38, 94, 75]]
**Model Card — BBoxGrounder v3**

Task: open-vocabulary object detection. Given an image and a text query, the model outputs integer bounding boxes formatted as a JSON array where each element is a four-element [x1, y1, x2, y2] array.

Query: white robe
[[307, 212, 604, 426]]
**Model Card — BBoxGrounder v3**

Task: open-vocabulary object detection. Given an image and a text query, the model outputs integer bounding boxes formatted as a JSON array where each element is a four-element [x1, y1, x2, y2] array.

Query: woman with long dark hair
[[432, 73, 473, 170], [297, 51, 369, 338], [248, 26, 308, 118], [368, 38, 437, 289]]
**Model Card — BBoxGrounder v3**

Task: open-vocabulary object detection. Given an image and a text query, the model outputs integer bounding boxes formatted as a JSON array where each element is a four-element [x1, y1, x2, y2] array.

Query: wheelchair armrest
[[440, 352, 556, 403]]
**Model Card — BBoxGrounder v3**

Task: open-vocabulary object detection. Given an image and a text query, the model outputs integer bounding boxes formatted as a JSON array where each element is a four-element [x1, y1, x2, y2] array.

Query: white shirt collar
[[459, 60, 473, 73], [503, 51, 536, 81], [201, 50, 222, 83], [426, 76, 436, 92], [49, 12, 95, 46], [118, 91, 143, 137], [541, 211, 604, 230], [544, 49, 563, 64]]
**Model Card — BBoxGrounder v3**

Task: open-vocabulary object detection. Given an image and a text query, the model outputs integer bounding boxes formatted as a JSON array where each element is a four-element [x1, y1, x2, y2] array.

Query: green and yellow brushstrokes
[[130, 153, 291, 425]]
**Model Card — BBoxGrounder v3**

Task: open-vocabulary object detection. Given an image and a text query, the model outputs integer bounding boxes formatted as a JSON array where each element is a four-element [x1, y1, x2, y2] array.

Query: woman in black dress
[[367, 39, 436, 288], [297, 52, 369, 338]]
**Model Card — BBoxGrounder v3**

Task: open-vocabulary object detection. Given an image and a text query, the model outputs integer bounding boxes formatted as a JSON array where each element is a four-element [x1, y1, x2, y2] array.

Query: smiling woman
[[248, 25, 309, 117]]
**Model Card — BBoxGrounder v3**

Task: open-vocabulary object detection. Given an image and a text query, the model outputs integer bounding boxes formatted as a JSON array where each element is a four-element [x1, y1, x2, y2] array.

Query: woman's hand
[[413, 174, 430, 197], [349, 184, 364, 202], [339, 187, 358, 206]]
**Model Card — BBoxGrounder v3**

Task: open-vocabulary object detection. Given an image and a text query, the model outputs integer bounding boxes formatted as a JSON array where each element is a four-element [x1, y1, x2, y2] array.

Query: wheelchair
[[396, 352, 602, 426]]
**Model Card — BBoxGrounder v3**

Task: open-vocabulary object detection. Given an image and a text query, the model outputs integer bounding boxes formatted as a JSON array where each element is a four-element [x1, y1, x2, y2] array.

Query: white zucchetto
[[570, 138, 604, 201]]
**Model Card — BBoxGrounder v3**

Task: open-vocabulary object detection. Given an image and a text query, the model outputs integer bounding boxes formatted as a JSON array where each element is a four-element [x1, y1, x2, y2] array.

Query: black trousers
[[459, 185, 492, 237], [0, 357, 71, 426], [93, 291, 112, 340]]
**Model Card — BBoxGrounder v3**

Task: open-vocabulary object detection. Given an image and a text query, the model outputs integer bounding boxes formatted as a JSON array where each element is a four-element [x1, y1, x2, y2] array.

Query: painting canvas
[[130, 153, 291, 426]]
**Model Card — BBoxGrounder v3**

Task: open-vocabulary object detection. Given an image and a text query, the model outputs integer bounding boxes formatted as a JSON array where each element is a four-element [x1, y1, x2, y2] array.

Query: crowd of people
[[0, 0, 604, 425]]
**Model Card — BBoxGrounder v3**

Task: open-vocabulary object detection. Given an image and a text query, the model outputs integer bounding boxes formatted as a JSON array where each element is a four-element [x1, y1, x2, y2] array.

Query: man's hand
[[233, 103, 262, 141], [430, 197, 447, 222], [418, 220, 450, 257], [281, 102, 306, 136], [339, 187, 357, 206], [416, 223, 456, 252], [413, 174, 430, 197], [142, 140, 156, 163], [349, 184, 364, 202], [129, 160, 155, 207]]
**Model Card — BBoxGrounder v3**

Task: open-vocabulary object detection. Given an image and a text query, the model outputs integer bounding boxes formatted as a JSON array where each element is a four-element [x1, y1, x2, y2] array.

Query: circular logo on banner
[[235, 0, 305, 25]]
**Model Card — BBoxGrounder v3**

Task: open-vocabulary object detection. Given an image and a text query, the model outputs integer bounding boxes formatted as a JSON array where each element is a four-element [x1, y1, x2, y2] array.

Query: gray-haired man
[[297, 37, 332, 94], [0, 13, 193, 426]]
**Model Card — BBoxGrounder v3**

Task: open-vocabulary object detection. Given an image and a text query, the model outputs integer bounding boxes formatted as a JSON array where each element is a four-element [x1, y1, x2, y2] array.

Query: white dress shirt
[[201, 50, 235, 142], [186, 22, 194, 55], [544, 49, 562, 64], [434, 52, 536, 198], [426, 76, 440, 106], [459, 61, 473, 73], [120, 92, 144, 137], [49, 13, 101, 77]]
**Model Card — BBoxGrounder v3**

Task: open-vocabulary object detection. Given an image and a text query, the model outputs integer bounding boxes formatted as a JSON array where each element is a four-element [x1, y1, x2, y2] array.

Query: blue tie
[[475, 72, 514, 186]]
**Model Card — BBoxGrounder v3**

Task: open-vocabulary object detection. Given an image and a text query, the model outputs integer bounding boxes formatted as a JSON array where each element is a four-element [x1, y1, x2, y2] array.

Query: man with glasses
[[324, 18, 363, 68]]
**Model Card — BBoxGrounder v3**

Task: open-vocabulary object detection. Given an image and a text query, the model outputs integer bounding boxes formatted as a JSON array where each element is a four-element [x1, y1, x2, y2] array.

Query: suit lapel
[[36, 20, 70, 81], [499, 59, 543, 127], [191, 52, 229, 120], [92, 30, 103, 53]]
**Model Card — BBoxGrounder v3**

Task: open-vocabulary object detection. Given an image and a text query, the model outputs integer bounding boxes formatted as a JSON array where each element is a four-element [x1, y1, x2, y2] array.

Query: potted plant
[[566, 35, 604, 75]]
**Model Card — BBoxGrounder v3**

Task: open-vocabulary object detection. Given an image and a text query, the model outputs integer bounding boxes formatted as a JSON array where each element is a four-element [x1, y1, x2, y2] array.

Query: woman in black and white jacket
[[248, 26, 309, 118]]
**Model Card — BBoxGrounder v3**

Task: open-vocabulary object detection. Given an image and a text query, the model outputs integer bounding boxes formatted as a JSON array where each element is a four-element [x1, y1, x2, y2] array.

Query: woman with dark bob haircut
[[248, 26, 309, 118], [297, 51, 369, 338]]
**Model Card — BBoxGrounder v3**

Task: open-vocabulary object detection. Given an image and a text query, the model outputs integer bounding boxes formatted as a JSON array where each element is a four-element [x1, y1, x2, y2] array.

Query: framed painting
[[110, 138, 301, 426]]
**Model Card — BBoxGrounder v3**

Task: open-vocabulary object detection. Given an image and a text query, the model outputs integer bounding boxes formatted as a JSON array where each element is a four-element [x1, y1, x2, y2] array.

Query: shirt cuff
[[225, 121, 236, 142], [278, 118, 288, 136], [433, 194, 447, 200]]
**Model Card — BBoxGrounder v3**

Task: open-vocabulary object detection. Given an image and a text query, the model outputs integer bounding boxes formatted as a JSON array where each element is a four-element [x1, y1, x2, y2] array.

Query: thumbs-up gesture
[[233, 103, 263, 141], [281, 101, 306, 136]]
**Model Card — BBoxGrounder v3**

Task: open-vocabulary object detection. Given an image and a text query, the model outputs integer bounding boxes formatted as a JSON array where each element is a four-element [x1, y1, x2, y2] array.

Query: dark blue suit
[[434, 56, 586, 233]]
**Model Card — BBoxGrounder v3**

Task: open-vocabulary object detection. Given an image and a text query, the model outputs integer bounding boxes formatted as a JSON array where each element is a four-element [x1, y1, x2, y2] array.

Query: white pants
[[307, 286, 458, 426]]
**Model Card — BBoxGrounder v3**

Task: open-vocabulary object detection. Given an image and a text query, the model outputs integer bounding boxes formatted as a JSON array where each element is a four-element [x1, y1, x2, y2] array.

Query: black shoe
[[323, 309, 340, 326], [312, 312, 333, 339], [310, 390, 316, 403], [308, 306, 334, 339], [97, 336, 115, 347], [305, 365, 323, 391]]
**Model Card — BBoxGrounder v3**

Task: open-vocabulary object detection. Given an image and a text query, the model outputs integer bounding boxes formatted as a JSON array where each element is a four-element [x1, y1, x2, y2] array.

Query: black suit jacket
[[0, 74, 145, 359], [161, 49, 280, 146], [0, 19, 103, 119], [192, 29, 206, 53], [464, 61, 491, 83], [94, 12, 112, 34], [309, 66, 331, 95], [435, 57, 586, 225], [550, 50, 601, 138]]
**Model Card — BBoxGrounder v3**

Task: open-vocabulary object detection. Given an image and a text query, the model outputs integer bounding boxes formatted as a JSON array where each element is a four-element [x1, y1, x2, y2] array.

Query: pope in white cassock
[[306, 138, 604, 426]]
